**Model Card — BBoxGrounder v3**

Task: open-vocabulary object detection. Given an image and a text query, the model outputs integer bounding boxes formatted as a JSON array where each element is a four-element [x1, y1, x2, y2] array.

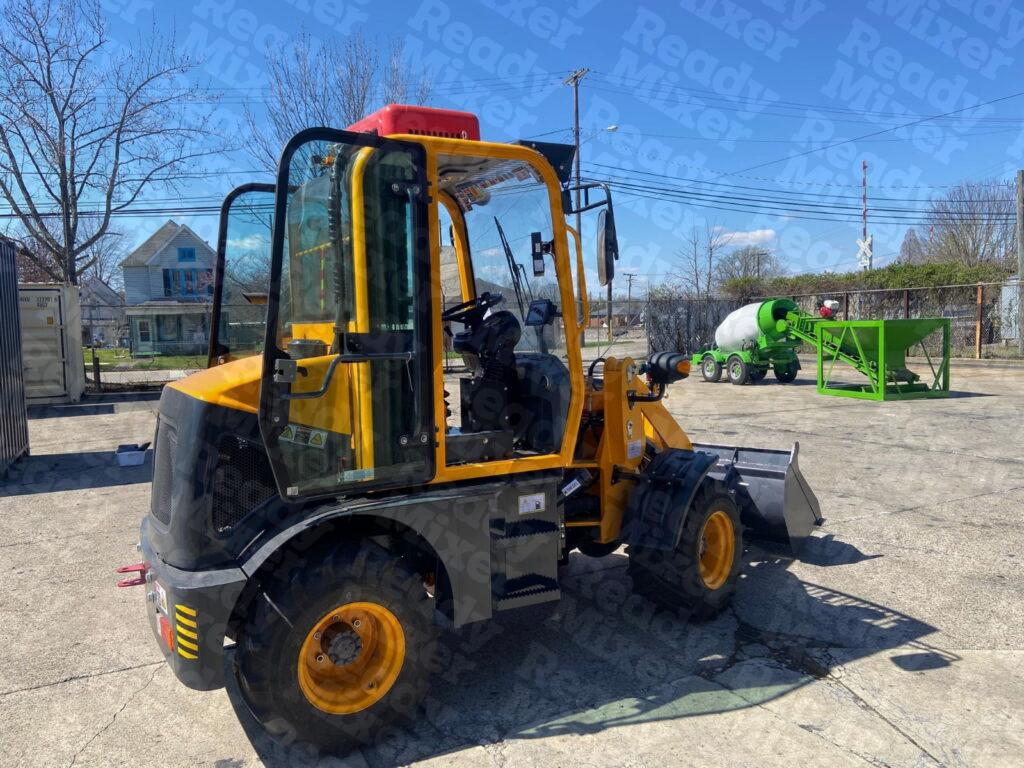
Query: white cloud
[[722, 228, 776, 246], [227, 233, 270, 251]]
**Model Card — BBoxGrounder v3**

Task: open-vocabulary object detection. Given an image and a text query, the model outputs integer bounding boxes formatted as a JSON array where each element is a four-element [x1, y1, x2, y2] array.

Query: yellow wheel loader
[[119, 105, 821, 750]]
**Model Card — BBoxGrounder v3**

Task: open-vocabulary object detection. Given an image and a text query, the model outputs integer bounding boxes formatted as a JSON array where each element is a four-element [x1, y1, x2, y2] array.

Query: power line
[[584, 162, 1015, 204], [587, 71, 1024, 125]]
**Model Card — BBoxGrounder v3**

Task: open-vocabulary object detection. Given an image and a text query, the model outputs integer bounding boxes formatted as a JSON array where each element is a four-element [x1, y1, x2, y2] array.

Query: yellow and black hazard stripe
[[174, 604, 199, 660]]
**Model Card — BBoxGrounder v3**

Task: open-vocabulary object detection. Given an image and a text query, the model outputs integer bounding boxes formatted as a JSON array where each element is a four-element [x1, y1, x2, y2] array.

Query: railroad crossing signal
[[857, 234, 873, 270]]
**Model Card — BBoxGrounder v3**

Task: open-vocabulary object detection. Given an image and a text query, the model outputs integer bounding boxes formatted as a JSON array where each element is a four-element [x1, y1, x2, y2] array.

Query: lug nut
[[352, 619, 361, 628], [313, 631, 321, 640], [316, 654, 325, 663]]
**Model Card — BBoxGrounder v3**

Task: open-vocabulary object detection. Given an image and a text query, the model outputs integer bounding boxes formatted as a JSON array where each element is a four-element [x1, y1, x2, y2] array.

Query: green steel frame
[[812, 319, 951, 401]]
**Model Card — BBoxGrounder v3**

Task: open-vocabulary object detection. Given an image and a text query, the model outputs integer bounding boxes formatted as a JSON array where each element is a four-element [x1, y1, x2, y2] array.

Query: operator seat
[[454, 309, 521, 435]]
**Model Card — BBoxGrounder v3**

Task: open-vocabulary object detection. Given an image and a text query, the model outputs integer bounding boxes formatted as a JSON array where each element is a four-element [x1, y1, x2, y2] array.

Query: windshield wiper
[[494, 217, 527, 319]]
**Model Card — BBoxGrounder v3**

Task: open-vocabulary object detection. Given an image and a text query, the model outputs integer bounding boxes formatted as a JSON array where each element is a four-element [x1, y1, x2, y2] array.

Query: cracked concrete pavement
[[0, 366, 1022, 767]]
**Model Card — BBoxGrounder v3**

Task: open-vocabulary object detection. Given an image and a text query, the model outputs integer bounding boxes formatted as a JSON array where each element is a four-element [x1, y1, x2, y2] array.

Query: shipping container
[[0, 239, 29, 476], [18, 283, 85, 404]]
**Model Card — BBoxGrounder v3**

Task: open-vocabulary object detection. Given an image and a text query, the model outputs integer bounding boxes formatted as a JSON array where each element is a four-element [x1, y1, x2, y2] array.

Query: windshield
[[453, 159, 565, 359]]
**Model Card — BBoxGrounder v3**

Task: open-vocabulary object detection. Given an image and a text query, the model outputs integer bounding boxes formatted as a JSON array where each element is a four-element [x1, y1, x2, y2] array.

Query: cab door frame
[[402, 136, 584, 484], [259, 127, 435, 501], [207, 182, 275, 367]]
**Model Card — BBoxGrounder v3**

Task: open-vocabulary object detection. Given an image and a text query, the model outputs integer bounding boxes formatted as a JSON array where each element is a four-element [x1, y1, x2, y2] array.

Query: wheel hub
[[296, 602, 406, 715], [698, 510, 735, 590], [325, 625, 363, 666]]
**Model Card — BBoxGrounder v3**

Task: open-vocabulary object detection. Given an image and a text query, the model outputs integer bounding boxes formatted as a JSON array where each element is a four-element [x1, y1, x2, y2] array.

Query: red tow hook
[[116, 562, 149, 588]]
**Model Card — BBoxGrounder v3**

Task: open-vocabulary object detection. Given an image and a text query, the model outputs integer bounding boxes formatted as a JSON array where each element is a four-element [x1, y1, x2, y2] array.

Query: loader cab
[[257, 125, 584, 502]]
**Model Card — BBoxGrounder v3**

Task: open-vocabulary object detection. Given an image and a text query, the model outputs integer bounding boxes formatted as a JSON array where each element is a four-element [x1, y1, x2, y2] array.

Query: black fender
[[620, 448, 718, 550], [237, 478, 554, 628]]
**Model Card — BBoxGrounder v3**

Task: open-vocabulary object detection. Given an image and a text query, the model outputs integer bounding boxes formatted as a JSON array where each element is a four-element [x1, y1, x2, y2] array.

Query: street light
[[580, 124, 618, 147]]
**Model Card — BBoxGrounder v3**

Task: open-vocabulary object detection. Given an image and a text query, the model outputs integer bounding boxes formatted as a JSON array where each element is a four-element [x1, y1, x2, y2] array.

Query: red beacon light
[[345, 104, 480, 141]]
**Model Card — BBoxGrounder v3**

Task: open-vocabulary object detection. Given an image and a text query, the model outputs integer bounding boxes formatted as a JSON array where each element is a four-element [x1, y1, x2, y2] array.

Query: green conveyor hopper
[[785, 317, 951, 400]]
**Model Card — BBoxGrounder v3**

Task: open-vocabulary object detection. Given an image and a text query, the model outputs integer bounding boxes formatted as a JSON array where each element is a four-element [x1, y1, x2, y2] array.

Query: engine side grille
[[211, 435, 276, 535], [151, 420, 176, 525]]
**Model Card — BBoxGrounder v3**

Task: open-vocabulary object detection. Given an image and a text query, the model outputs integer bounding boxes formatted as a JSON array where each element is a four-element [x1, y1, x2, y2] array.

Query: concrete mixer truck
[[691, 298, 952, 401], [692, 299, 804, 385]]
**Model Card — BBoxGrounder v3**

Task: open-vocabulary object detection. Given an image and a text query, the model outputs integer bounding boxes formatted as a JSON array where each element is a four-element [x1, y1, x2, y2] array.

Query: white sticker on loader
[[627, 439, 643, 459], [518, 493, 546, 515]]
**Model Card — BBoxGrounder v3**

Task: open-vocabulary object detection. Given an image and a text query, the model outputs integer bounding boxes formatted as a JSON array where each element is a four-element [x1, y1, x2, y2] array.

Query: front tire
[[628, 482, 743, 620], [235, 540, 437, 751], [701, 354, 722, 382], [726, 355, 750, 385]]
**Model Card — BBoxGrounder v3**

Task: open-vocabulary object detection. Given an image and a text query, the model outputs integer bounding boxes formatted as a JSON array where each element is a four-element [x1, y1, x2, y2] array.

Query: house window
[[178, 247, 196, 262], [138, 320, 152, 343], [163, 268, 211, 298]]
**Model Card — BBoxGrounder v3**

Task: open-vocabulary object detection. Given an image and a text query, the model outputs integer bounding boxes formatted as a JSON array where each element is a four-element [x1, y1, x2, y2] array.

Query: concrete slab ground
[[0, 365, 1021, 767]]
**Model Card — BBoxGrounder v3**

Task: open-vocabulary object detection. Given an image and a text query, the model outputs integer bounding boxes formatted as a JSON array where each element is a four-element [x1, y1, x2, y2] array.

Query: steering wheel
[[442, 291, 504, 325]]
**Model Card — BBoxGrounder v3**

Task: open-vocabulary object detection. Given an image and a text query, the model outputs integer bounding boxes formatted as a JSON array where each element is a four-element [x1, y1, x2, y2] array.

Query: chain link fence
[[646, 297, 743, 356], [646, 281, 1021, 359], [81, 301, 266, 392]]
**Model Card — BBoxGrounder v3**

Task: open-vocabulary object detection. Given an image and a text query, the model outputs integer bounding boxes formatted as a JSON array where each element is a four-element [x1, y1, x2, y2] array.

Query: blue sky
[[104, 0, 1024, 294]]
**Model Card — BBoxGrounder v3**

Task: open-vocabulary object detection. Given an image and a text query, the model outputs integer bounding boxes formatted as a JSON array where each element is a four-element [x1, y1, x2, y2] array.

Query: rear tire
[[726, 355, 750, 385], [701, 354, 722, 382], [774, 361, 798, 383], [628, 482, 743, 620], [235, 540, 437, 751]]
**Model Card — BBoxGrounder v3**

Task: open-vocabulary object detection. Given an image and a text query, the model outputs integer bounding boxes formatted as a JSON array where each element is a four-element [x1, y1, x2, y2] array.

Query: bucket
[[693, 441, 823, 552]]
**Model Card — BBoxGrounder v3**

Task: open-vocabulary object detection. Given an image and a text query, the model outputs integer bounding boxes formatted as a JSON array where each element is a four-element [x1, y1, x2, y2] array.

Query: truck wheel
[[627, 482, 743, 620], [726, 355, 750, 385], [774, 362, 798, 383], [235, 540, 437, 751], [701, 355, 722, 382]]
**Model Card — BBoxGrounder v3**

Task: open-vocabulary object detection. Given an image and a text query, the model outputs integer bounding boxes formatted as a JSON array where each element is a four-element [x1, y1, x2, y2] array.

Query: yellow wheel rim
[[698, 510, 735, 590], [296, 602, 405, 715]]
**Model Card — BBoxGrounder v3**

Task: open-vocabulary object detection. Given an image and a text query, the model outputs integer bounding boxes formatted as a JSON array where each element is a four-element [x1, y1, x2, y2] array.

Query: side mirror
[[596, 208, 618, 286]]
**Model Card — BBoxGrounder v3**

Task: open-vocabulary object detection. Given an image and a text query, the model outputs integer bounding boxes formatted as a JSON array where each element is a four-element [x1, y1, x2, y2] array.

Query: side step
[[693, 441, 823, 552]]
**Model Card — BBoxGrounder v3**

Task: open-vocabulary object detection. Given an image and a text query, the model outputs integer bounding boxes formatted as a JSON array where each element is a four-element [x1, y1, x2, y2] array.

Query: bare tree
[[0, 0, 214, 284], [673, 223, 732, 299], [897, 227, 927, 264], [715, 245, 782, 284], [670, 222, 732, 336], [244, 32, 432, 172], [78, 233, 126, 289], [922, 179, 1015, 267]]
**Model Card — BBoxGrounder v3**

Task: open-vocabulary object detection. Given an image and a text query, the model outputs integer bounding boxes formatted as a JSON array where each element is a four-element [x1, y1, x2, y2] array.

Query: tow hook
[[116, 562, 149, 588]]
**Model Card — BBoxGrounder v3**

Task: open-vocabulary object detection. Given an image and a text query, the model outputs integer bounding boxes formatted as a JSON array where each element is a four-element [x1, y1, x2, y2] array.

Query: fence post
[[975, 283, 984, 360], [91, 347, 103, 393], [843, 292, 850, 320], [903, 289, 910, 319]]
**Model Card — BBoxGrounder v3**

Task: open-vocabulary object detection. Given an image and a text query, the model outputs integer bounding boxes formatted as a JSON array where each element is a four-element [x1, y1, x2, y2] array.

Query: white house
[[79, 276, 125, 347], [120, 220, 215, 356]]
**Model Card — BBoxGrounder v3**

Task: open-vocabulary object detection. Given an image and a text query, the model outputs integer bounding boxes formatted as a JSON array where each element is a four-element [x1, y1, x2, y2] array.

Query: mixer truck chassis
[[695, 348, 800, 385]]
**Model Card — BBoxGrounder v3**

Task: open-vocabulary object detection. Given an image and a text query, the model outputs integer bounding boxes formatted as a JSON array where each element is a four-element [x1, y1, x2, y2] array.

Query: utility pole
[[858, 159, 873, 271], [624, 272, 636, 324], [1016, 170, 1023, 355], [565, 67, 589, 344]]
